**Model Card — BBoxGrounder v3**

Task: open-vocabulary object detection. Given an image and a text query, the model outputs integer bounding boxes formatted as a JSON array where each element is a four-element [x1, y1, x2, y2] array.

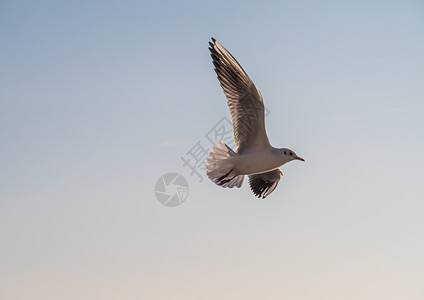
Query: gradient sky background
[[1, 0, 424, 299]]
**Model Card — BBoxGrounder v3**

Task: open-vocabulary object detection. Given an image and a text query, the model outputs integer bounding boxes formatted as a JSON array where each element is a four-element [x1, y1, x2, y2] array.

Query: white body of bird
[[231, 148, 287, 176]]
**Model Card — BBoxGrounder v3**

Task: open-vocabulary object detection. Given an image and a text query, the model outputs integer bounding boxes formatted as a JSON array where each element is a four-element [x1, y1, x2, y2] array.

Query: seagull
[[206, 38, 305, 198]]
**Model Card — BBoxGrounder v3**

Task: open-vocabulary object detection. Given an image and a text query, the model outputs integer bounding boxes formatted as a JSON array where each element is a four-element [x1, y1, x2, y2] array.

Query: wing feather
[[248, 169, 282, 199], [209, 38, 270, 153]]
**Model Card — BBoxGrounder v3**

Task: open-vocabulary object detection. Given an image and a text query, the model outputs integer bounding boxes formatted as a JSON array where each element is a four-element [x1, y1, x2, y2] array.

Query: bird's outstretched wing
[[209, 38, 270, 154], [248, 168, 282, 198]]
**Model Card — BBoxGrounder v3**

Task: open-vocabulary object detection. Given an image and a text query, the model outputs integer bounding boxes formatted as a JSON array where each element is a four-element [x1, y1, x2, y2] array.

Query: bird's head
[[282, 148, 305, 162]]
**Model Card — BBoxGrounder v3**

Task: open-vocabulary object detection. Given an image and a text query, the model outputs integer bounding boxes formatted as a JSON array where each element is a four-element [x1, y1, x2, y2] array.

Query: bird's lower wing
[[248, 168, 282, 199]]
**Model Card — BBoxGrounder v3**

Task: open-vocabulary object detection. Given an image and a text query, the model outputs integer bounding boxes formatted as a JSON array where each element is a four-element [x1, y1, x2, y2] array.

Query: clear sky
[[1, 0, 423, 299]]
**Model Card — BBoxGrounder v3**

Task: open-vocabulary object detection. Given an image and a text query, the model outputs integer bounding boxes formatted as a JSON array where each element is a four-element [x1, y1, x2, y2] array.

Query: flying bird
[[206, 38, 305, 198]]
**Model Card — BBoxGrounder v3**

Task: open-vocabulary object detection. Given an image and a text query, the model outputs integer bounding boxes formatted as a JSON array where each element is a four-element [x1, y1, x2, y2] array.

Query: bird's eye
[[290, 152, 293, 156], [284, 151, 287, 155]]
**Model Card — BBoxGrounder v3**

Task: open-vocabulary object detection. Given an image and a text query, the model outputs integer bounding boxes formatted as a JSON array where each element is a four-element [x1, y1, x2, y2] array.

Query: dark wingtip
[[211, 37, 216, 43]]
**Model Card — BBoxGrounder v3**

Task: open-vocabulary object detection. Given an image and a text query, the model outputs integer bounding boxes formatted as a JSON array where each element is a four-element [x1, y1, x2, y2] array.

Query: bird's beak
[[295, 156, 305, 162]]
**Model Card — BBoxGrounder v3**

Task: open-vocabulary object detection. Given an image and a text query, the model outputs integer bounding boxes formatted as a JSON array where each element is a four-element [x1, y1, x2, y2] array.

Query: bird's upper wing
[[248, 168, 282, 198], [209, 38, 270, 154]]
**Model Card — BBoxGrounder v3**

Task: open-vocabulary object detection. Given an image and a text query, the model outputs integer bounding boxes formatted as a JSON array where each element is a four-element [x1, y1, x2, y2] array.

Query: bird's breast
[[233, 150, 283, 175]]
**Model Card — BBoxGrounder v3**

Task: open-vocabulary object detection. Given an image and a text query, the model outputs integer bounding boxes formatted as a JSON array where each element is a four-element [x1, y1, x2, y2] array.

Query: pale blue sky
[[1, 1, 424, 299]]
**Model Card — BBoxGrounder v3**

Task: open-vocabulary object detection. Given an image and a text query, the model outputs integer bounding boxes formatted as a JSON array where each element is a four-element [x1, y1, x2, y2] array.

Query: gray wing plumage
[[209, 38, 270, 154], [248, 169, 282, 198]]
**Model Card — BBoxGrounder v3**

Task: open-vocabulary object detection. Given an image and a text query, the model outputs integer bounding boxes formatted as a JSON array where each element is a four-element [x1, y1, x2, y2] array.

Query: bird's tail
[[206, 141, 244, 188]]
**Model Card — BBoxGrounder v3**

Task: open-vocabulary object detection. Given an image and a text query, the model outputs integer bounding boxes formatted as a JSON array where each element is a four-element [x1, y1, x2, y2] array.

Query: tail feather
[[207, 142, 244, 188]]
